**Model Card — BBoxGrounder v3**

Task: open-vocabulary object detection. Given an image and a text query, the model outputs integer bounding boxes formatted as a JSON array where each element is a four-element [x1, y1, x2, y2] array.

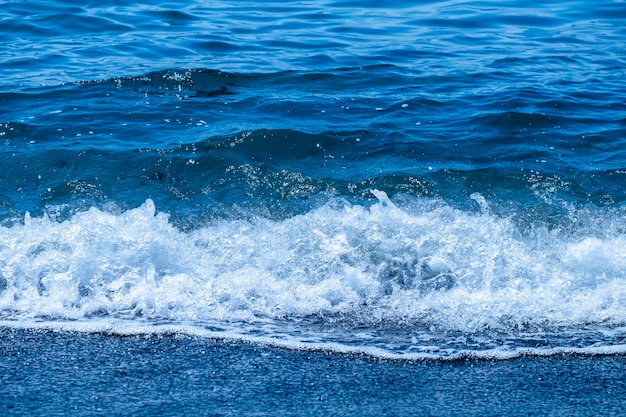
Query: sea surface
[[2, 0, 626, 414]]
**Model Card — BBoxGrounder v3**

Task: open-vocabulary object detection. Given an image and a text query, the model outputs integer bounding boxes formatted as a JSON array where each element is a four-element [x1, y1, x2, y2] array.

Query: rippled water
[[2, 0, 626, 362]]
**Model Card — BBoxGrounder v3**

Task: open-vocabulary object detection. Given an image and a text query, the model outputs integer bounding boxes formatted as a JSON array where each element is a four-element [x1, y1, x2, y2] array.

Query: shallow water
[[1, 0, 626, 361]]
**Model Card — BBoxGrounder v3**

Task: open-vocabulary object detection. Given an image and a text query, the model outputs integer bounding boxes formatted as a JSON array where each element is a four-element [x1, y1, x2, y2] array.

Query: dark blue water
[[2, 0, 626, 413]]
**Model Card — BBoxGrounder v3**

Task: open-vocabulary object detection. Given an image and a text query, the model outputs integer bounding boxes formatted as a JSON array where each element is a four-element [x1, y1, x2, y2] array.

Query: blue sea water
[[2, 0, 626, 414]]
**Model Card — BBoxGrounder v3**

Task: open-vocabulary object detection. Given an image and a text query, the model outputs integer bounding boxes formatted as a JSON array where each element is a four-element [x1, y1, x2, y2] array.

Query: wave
[[1, 191, 626, 359], [2, 113, 626, 226]]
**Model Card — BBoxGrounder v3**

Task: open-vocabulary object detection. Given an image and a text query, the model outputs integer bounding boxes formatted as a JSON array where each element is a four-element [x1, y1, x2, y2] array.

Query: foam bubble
[[1, 193, 626, 358]]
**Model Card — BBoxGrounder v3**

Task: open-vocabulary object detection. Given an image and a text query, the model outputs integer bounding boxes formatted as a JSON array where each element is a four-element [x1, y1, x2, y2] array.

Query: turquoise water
[[2, 1, 626, 412]]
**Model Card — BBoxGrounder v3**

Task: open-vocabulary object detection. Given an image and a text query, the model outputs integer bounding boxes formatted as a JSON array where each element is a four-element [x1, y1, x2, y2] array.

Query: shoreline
[[2, 327, 625, 416]]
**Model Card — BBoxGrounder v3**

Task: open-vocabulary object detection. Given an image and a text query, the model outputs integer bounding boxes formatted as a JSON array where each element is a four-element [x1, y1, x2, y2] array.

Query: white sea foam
[[1, 192, 626, 359]]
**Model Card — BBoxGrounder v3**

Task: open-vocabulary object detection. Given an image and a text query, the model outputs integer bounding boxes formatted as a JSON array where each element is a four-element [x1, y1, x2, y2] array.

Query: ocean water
[[2, 0, 626, 414]]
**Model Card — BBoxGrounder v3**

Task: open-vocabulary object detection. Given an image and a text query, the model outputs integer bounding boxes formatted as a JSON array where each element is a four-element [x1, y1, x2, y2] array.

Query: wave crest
[[2, 193, 625, 337]]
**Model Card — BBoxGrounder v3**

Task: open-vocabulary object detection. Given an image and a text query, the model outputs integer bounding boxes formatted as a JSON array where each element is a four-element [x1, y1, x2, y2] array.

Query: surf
[[1, 191, 625, 359]]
